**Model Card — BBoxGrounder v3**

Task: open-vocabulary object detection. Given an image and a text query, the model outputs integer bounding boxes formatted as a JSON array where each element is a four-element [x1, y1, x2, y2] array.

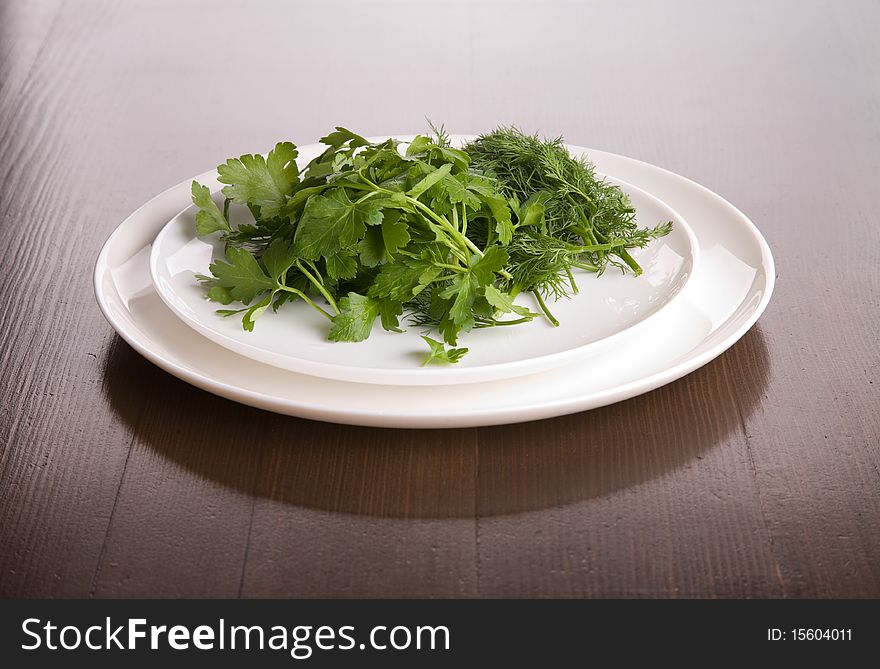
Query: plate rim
[[94, 145, 774, 428], [147, 151, 701, 385]]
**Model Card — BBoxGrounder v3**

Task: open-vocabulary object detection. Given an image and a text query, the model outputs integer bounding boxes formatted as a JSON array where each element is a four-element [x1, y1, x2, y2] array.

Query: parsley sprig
[[192, 126, 671, 364]]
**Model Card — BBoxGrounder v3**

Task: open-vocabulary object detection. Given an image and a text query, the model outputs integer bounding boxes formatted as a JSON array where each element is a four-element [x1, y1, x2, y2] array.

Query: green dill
[[464, 127, 672, 321]]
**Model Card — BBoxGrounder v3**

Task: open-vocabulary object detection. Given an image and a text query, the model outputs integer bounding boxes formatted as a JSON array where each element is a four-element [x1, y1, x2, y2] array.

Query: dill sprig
[[465, 127, 672, 306]]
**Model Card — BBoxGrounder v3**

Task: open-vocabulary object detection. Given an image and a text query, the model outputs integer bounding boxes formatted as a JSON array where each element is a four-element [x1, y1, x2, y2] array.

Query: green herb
[[191, 125, 672, 365], [421, 336, 468, 365], [464, 127, 673, 323]]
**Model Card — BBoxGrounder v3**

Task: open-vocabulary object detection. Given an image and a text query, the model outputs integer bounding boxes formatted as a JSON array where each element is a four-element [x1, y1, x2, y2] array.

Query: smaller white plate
[[150, 145, 698, 386]]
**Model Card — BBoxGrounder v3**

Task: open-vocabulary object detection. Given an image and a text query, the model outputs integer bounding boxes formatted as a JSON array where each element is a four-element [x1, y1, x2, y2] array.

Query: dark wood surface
[[1, 0, 878, 598]]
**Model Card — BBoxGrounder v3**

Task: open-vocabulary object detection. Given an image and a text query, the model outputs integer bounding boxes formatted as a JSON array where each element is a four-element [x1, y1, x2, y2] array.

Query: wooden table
[[2, 0, 878, 598]]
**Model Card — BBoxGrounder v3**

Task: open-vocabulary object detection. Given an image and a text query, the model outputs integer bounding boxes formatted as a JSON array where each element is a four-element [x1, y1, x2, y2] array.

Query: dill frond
[[464, 127, 672, 299]]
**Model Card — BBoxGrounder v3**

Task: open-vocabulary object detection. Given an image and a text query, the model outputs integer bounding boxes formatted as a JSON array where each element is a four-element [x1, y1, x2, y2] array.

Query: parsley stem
[[355, 190, 380, 204], [357, 173, 384, 191], [304, 259, 324, 284], [408, 210, 468, 264], [360, 174, 513, 281], [352, 171, 467, 267], [408, 198, 473, 251], [423, 273, 463, 284], [295, 261, 340, 314], [334, 181, 373, 192], [475, 316, 533, 328], [276, 286, 335, 320], [433, 262, 467, 273], [406, 197, 514, 279]]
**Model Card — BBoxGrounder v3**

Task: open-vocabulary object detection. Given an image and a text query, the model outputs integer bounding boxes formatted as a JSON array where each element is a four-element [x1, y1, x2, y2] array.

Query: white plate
[[149, 141, 698, 385], [95, 146, 773, 428]]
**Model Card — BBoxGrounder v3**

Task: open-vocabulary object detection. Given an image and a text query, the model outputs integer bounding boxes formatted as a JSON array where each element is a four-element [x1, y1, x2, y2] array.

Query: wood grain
[[1, 0, 878, 598]]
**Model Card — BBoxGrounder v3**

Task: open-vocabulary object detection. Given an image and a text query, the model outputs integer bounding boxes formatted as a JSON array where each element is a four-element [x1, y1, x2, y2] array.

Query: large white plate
[[94, 146, 774, 428], [149, 140, 698, 385]]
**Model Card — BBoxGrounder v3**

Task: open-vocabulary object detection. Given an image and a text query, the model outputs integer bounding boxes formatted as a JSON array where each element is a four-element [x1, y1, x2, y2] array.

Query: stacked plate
[[94, 136, 774, 428]]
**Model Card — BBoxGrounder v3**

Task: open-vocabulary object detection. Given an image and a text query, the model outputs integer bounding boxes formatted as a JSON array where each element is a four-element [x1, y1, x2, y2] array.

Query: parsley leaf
[[261, 239, 298, 283], [191, 182, 231, 236], [217, 142, 299, 219], [481, 193, 514, 244], [379, 210, 411, 258], [516, 192, 551, 230], [439, 274, 478, 329], [421, 336, 468, 365], [408, 163, 453, 199], [325, 249, 358, 280], [369, 255, 435, 302], [294, 188, 382, 260], [357, 227, 386, 268], [328, 293, 379, 342], [378, 299, 404, 332], [207, 285, 234, 304], [319, 127, 369, 150], [429, 173, 482, 214], [405, 135, 433, 156], [405, 134, 470, 170], [242, 293, 273, 332], [470, 246, 509, 284], [208, 246, 276, 304], [484, 284, 537, 318], [357, 210, 410, 267]]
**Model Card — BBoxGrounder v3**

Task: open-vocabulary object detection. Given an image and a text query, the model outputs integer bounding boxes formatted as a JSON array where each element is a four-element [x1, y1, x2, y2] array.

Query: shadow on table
[[103, 327, 770, 518]]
